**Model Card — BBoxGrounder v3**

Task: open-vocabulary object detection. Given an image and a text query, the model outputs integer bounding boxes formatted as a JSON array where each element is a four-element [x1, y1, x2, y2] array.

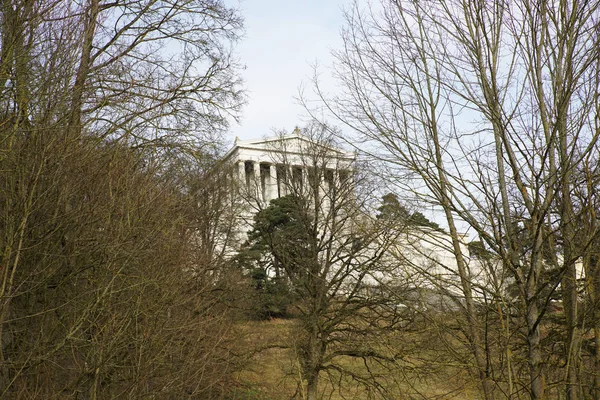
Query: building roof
[[223, 128, 356, 162]]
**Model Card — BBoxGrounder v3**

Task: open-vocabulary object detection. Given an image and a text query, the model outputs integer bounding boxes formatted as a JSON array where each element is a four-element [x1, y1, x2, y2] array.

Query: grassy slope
[[232, 319, 481, 400]]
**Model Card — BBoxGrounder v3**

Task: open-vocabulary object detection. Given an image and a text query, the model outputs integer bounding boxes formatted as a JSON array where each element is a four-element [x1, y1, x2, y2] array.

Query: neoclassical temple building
[[219, 128, 506, 306], [218, 128, 587, 312], [219, 127, 358, 257], [222, 127, 356, 206]]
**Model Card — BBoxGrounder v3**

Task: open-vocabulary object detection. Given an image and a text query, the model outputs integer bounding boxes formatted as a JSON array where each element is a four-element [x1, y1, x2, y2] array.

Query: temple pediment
[[223, 128, 355, 164]]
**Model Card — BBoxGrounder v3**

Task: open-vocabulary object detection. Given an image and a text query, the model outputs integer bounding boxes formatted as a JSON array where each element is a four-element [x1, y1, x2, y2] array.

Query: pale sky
[[228, 0, 352, 144]]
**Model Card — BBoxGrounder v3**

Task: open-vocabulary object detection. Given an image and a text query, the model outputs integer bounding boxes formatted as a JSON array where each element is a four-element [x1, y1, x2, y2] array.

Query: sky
[[224, 0, 449, 229], [227, 0, 352, 145]]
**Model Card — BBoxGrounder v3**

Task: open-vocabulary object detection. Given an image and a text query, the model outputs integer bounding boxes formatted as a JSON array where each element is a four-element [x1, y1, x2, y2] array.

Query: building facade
[[220, 129, 506, 305], [222, 128, 356, 207]]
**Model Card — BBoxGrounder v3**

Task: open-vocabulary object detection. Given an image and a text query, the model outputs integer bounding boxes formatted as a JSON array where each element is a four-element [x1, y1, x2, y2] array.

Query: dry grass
[[232, 319, 482, 400]]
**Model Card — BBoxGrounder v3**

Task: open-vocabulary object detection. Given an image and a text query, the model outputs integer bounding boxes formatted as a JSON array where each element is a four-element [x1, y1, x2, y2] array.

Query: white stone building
[[221, 129, 356, 241], [219, 130, 588, 311], [220, 129, 499, 305], [222, 128, 356, 205]]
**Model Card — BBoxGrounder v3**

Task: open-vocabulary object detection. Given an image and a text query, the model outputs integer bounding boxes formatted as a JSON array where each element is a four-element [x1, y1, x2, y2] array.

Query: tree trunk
[[304, 317, 323, 400], [585, 253, 600, 399], [69, 0, 99, 137], [563, 261, 580, 400], [595, 321, 600, 400], [526, 298, 545, 399], [432, 116, 495, 399], [306, 370, 318, 400]]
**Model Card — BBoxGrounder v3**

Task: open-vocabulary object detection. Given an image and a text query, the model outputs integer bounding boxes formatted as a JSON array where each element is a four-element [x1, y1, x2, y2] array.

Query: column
[[288, 165, 295, 193], [253, 161, 262, 202], [320, 170, 330, 214], [268, 164, 278, 200], [302, 167, 309, 196], [334, 169, 340, 190], [277, 165, 287, 197], [318, 170, 326, 202], [238, 160, 246, 188]]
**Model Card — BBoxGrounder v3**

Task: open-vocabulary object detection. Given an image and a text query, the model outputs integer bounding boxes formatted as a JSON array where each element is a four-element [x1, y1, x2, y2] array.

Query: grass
[[233, 318, 482, 399]]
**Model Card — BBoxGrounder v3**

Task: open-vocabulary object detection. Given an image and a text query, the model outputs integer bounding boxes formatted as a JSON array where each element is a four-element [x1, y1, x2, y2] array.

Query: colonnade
[[237, 160, 279, 202], [237, 160, 349, 203]]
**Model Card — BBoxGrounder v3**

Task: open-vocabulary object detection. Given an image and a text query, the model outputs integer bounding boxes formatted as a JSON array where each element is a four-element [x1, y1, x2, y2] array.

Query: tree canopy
[[377, 193, 441, 230]]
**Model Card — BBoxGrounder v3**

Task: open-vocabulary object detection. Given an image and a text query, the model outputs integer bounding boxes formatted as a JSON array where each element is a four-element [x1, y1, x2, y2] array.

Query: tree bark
[[526, 299, 544, 399], [306, 370, 319, 400], [69, 0, 99, 137]]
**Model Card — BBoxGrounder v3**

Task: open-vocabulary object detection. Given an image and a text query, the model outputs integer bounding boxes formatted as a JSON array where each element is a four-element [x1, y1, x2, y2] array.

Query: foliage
[[377, 193, 441, 230], [315, 0, 600, 398], [376, 193, 410, 221], [467, 240, 492, 261], [249, 196, 312, 281], [236, 124, 409, 399], [237, 195, 312, 319], [0, 0, 246, 397]]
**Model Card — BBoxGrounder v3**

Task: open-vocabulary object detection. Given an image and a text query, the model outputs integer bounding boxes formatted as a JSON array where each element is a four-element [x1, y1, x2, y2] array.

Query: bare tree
[[0, 0, 246, 397], [236, 123, 411, 399], [311, 1, 600, 399], [0, 136, 250, 397], [1, 0, 244, 143]]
